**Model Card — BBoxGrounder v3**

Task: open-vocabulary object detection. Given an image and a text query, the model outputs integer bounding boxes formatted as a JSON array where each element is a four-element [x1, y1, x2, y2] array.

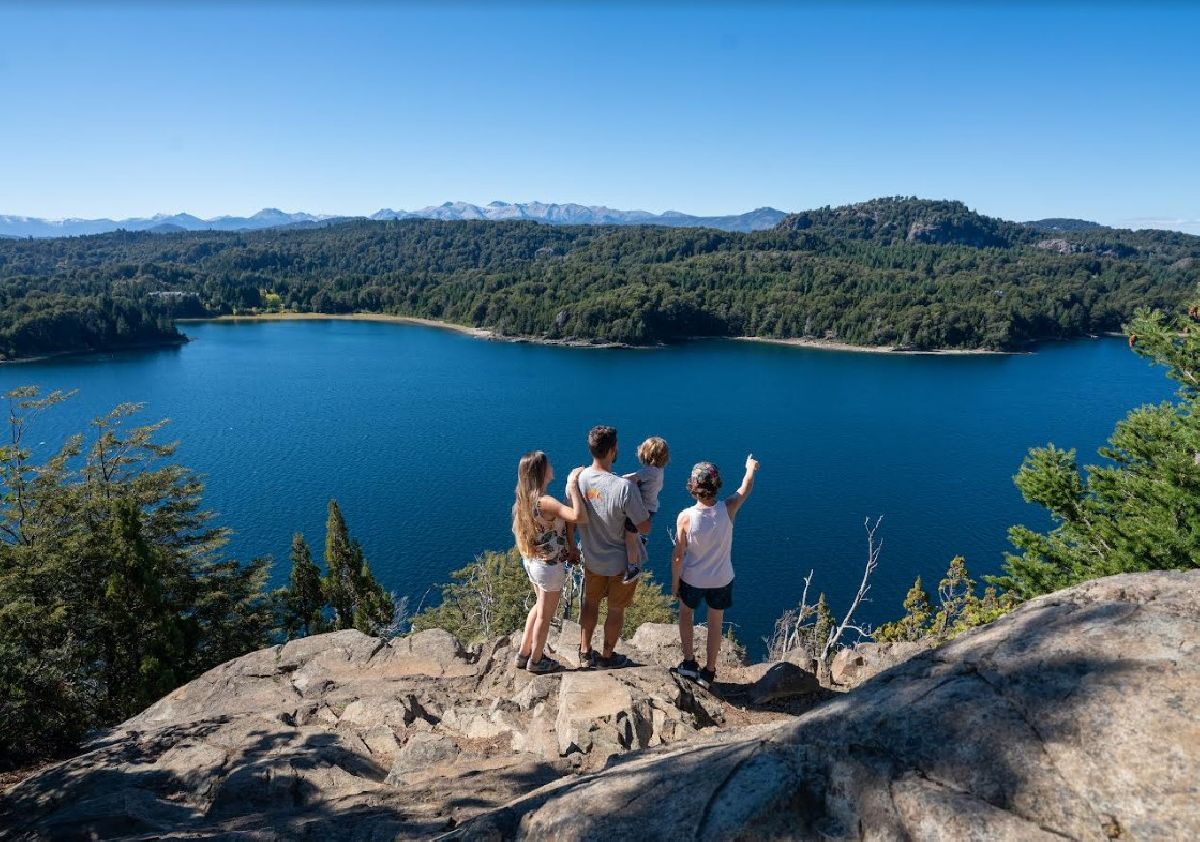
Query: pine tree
[[876, 576, 932, 642], [96, 498, 185, 717], [320, 501, 394, 634], [931, 556, 974, 636], [322, 499, 356, 629], [997, 298, 1200, 599], [812, 592, 833, 654], [283, 533, 324, 638], [350, 538, 394, 636], [0, 389, 273, 762]]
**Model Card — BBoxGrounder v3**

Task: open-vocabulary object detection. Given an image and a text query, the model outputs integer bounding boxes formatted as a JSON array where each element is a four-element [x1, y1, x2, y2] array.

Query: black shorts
[[678, 579, 734, 611]]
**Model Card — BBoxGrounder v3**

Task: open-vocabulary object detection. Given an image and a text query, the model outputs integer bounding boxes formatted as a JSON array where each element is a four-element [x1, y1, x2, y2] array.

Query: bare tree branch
[[822, 516, 882, 660]]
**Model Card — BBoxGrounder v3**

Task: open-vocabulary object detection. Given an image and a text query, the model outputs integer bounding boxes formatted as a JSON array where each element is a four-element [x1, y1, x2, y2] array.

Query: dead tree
[[821, 516, 882, 660], [765, 516, 882, 663], [765, 569, 815, 661]]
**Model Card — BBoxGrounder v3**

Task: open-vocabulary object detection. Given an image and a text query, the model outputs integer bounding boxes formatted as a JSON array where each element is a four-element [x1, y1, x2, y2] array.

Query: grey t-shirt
[[572, 467, 650, 577]]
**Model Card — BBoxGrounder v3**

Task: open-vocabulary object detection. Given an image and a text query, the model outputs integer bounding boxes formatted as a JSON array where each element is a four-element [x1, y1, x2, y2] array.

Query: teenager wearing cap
[[670, 454, 760, 689]]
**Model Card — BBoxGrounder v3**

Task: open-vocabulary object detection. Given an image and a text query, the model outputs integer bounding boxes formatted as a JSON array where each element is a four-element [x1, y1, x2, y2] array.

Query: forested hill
[[1, 197, 1197, 359]]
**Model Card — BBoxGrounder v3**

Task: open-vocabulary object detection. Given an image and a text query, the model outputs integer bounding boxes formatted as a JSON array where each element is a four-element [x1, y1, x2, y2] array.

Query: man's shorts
[[678, 579, 734, 611], [584, 568, 638, 610]]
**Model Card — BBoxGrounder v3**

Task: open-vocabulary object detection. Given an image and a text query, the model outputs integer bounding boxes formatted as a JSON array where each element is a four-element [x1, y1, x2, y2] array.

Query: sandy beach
[[732, 335, 1012, 355], [186, 312, 1024, 355], [189, 312, 633, 349]]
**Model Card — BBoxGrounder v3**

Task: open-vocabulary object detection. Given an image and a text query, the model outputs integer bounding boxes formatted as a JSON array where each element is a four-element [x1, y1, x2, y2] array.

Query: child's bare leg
[[705, 608, 725, 673], [678, 603, 695, 661], [624, 529, 641, 567]]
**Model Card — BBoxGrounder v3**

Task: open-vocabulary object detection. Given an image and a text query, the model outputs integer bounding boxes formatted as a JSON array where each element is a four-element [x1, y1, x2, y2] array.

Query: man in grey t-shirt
[[569, 425, 650, 668]]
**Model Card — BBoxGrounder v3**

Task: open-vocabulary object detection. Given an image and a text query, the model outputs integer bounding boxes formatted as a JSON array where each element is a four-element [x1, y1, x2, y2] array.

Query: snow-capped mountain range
[[0, 202, 788, 238]]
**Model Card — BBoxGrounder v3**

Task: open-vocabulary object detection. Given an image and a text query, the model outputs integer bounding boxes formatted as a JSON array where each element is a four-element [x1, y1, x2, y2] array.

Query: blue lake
[[0, 320, 1172, 653]]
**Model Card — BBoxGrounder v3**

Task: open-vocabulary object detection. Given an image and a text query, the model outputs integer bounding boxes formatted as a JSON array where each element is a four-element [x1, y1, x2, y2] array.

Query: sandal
[[527, 656, 564, 674], [597, 651, 632, 669]]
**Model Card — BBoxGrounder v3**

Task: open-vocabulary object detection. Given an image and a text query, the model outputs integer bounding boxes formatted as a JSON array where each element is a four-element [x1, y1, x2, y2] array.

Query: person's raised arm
[[670, 511, 689, 597], [724, 454, 760, 519], [540, 467, 589, 525]]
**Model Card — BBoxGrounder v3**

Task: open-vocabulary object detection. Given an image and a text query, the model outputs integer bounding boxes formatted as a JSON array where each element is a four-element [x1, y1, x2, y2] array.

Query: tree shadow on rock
[[452, 590, 1199, 840]]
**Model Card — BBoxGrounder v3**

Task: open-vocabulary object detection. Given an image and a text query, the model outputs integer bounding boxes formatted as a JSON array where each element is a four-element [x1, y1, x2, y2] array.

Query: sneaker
[[673, 658, 700, 680], [527, 656, 564, 675], [696, 667, 716, 690], [515, 652, 530, 670], [597, 651, 632, 669], [621, 564, 642, 585], [577, 647, 597, 670]]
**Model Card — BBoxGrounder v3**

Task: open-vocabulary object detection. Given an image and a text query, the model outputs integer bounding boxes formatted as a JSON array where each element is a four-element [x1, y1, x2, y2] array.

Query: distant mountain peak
[[366, 201, 788, 232]]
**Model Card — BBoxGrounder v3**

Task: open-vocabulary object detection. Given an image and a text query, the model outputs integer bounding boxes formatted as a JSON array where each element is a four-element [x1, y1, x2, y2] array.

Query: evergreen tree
[[282, 533, 324, 637], [997, 299, 1200, 598], [930, 556, 973, 637], [876, 576, 932, 642], [0, 388, 273, 764], [320, 501, 395, 634], [812, 592, 833, 654], [350, 538, 394, 635], [322, 499, 356, 629]]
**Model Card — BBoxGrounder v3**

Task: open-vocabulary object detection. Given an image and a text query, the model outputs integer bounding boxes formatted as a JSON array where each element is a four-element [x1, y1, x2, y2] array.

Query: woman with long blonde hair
[[512, 450, 587, 673]]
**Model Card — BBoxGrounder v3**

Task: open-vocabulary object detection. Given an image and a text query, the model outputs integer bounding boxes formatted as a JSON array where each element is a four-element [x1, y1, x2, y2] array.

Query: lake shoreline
[[184, 312, 1024, 355], [730, 336, 1013, 356], [184, 313, 633, 350], [0, 335, 190, 365]]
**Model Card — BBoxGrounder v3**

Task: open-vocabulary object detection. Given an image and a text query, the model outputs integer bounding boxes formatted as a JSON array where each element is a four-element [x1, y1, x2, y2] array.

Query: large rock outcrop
[[2, 571, 1197, 840], [454, 571, 1200, 840], [0, 619, 796, 840]]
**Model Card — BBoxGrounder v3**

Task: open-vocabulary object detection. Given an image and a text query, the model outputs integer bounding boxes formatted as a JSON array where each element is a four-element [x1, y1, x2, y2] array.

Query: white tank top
[[681, 501, 734, 588]]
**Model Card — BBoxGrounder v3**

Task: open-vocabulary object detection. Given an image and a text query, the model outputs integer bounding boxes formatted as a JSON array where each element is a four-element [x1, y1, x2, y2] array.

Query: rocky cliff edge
[[2, 571, 1197, 841]]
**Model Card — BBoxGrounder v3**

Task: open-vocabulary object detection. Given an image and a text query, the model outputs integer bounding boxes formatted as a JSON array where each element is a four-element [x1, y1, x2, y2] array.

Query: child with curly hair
[[671, 454, 760, 689], [620, 436, 670, 584]]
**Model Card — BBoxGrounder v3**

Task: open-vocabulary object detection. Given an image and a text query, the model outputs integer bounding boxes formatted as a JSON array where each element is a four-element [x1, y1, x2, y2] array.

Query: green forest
[[1, 197, 1197, 360]]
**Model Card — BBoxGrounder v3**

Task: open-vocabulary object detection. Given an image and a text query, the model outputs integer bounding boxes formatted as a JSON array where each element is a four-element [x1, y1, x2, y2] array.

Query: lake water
[[0, 320, 1172, 653]]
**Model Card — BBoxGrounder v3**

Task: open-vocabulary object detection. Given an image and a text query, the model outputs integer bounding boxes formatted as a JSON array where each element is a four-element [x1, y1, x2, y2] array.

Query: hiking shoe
[[577, 648, 597, 670], [527, 656, 563, 675], [696, 668, 716, 689], [515, 652, 530, 670], [597, 651, 632, 669], [621, 564, 642, 585], [673, 658, 700, 680]]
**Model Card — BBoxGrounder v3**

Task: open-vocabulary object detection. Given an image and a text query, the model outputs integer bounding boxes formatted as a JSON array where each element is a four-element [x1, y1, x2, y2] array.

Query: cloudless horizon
[[2, 3, 1197, 232]]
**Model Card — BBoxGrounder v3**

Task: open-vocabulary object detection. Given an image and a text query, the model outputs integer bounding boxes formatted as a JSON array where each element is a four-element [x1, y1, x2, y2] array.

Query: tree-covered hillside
[[1, 197, 1196, 358]]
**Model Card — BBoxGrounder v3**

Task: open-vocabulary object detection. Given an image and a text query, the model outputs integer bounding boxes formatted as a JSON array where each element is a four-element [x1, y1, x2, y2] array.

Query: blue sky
[[1, 3, 1197, 231]]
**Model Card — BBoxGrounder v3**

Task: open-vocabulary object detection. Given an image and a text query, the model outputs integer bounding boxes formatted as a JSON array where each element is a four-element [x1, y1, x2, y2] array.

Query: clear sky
[[2, 2, 1197, 231]]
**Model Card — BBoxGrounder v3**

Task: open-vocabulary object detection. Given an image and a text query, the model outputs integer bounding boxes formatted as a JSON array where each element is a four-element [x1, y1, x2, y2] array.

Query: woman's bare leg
[[519, 592, 538, 658], [531, 587, 562, 663]]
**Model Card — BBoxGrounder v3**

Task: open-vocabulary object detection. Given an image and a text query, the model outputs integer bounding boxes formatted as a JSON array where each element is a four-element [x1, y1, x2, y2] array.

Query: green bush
[[412, 549, 674, 644]]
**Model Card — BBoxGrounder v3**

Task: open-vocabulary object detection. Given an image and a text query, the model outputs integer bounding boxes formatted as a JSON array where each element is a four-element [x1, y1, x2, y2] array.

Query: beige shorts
[[583, 568, 637, 610], [522, 557, 565, 593]]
